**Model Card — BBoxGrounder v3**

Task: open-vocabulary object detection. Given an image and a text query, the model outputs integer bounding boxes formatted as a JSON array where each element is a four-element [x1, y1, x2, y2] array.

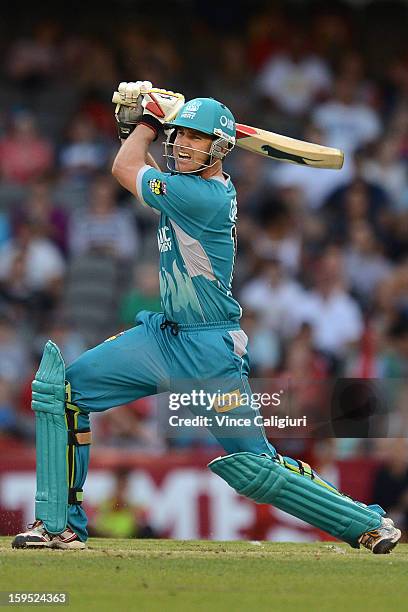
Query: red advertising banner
[[0, 445, 378, 541]]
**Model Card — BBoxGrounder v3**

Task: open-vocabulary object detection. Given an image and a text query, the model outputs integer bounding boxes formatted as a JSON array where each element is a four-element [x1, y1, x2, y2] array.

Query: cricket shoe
[[11, 520, 86, 550], [358, 517, 401, 554]]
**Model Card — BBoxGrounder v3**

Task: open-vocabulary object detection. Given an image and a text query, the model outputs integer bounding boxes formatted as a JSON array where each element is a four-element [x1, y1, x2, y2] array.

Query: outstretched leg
[[201, 383, 387, 549], [169, 323, 401, 554], [201, 362, 400, 553], [209, 433, 401, 553]]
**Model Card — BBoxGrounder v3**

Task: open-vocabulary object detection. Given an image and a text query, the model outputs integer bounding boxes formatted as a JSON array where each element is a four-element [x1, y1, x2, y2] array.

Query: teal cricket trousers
[[65, 311, 276, 541]]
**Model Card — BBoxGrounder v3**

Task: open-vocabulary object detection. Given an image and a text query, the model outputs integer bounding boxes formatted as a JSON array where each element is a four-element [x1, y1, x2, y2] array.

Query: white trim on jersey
[[135, 165, 153, 207]]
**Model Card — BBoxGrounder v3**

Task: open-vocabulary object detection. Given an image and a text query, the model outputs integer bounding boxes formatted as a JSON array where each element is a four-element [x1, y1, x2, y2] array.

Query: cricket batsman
[[12, 81, 401, 553]]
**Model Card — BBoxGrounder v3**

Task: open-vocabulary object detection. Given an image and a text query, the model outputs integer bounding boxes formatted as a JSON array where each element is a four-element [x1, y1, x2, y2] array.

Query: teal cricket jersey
[[136, 165, 242, 324]]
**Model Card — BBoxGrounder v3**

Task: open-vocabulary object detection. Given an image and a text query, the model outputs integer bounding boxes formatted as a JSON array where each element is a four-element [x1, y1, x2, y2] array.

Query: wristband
[[138, 114, 162, 141]]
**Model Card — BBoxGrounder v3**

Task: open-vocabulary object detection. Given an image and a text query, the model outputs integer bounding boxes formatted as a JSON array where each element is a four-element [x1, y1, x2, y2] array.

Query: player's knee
[[66, 350, 94, 390], [65, 351, 98, 411]]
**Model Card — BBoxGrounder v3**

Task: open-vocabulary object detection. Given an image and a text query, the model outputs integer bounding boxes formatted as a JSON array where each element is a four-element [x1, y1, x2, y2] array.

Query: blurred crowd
[[1, 1, 408, 523]]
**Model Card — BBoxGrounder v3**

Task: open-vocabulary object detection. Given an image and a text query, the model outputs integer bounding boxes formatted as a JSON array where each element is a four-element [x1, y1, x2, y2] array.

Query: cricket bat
[[235, 124, 344, 169], [112, 91, 344, 170]]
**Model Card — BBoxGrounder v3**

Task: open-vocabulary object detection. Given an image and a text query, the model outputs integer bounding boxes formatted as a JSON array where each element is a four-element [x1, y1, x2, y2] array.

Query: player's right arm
[[112, 124, 157, 195]]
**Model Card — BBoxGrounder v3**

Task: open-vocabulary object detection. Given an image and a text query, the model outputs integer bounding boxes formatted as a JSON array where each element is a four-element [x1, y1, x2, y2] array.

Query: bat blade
[[236, 123, 344, 169]]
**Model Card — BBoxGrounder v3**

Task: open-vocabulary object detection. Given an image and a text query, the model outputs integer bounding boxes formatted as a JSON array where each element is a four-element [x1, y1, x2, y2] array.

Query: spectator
[[90, 468, 156, 538], [240, 257, 305, 338], [323, 175, 390, 246], [0, 220, 65, 294], [247, 7, 287, 71], [59, 115, 110, 179], [275, 325, 330, 420], [0, 219, 65, 326], [0, 111, 54, 184], [362, 136, 408, 211], [257, 29, 332, 117], [373, 264, 408, 337], [69, 174, 139, 261], [335, 50, 378, 107], [253, 200, 302, 275], [292, 248, 363, 360], [19, 179, 69, 256], [344, 221, 392, 307], [313, 76, 381, 154]]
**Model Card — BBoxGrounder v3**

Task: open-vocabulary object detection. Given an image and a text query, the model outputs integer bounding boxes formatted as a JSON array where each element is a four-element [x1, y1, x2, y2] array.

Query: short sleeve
[[136, 165, 224, 237]]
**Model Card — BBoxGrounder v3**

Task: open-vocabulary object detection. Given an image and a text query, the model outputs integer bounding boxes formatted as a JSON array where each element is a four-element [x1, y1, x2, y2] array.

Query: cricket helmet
[[164, 97, 236, 173]]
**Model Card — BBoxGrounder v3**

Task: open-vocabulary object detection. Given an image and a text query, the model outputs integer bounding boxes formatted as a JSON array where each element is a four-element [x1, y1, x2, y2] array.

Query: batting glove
[[113, 81, 152, 140], [139, 88, 185, 139]]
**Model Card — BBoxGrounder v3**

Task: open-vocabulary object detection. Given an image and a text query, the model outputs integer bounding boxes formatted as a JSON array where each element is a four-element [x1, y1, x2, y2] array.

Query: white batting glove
[[113, 81, 153, 140], [112, 83, 185, 140], [139, 88, 185, 138], [116, 80, 153, 105], [142, 88, 185, 123]]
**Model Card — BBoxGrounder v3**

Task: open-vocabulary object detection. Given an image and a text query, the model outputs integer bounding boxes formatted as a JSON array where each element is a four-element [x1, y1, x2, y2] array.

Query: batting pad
[[31, 341, 68, 534], [208, 452, 384, 547]]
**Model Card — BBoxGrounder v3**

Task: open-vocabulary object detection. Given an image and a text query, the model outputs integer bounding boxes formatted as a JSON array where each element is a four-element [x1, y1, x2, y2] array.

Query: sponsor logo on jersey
[[229, 197, 238, 223], [104, 331, 125, 342], [213, 389, 243, 413], [148, 178, 167, 195], [158, 226, 172, 252]]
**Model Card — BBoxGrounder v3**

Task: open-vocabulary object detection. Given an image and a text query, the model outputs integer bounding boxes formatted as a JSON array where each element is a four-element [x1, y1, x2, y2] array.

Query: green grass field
[[1, 538, 407, 611]]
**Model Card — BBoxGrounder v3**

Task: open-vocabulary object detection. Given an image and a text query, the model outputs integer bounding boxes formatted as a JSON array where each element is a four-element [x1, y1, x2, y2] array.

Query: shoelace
[[27, 520, 43, 530], [359, 530, 380, 548], [160, 319, 180, 336]]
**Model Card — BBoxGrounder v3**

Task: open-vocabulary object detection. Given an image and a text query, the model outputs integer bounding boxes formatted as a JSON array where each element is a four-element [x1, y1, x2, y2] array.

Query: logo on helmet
[[184, 100, 202, 112], [220, 115, 234, 131], [180, 99, 203, 120]]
